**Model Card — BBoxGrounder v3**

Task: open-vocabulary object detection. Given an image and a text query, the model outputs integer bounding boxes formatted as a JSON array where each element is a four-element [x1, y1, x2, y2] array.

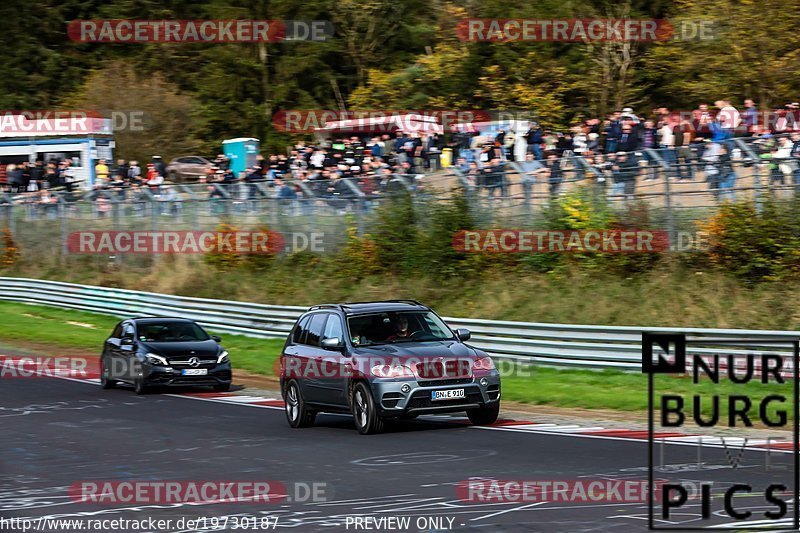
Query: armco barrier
[[0, 277, 796, 369]]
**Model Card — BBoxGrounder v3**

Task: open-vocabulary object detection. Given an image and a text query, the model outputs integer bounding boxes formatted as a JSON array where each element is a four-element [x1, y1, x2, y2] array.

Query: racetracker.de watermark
[[68, 20, 333, 43], [0, 356, 90, 379], [451, 230, 709, 253], [0, 110, 148, 134], [66, 231, 325, 255], [272, 110, 496, 134], [456, 19, 718, 42], [456, 479, 658, 503], [68, 480, 327, 504], [277, 355, 522, 380]]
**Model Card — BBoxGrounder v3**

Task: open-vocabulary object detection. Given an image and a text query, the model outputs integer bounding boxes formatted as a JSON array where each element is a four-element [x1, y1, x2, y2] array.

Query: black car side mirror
[[120, 337, 134, 346], [321, 337, 344, 351], [455, 328, 471, 342], [211, 335, 222, 343]]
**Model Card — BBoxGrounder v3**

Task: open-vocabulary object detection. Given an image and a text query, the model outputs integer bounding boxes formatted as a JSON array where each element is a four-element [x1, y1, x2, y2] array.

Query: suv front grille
[[414, 359, 472, 380]]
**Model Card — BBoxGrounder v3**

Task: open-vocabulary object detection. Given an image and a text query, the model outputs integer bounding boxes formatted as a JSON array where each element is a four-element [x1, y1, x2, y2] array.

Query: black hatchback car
[[279, 300, 501, 434], [100, 317, 232, 394]]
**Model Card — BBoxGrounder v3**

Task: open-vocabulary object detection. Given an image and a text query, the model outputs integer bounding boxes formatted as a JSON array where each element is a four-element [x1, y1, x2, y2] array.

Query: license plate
[[431, 389, 465, 401], [181, 369, 207, 376]]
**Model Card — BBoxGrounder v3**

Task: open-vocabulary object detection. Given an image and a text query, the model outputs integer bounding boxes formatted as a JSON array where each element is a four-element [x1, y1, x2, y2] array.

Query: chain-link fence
[[1, 137, 799, 259]]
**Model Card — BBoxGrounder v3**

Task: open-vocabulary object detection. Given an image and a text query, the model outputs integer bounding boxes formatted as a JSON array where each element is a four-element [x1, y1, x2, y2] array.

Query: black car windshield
[[137, 322, 210, 342], [347, 311, 455, 346]]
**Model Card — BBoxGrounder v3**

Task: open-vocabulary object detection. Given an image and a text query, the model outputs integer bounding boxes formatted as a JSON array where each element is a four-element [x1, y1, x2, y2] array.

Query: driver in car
[[388, 315, 414, 340]]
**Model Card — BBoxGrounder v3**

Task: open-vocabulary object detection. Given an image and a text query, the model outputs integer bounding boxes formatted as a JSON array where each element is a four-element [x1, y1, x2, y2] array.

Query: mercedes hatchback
[[100, 317, 232, 394], [279, 300, 501, 434]]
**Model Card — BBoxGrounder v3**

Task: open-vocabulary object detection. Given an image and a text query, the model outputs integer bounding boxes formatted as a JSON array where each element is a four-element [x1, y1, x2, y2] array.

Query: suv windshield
[[137, 322, 210, 342], [347, 311, 454, 346]]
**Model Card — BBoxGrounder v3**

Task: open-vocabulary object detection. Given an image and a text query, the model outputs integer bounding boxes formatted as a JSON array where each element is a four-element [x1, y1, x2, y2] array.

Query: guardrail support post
[[645, 149, 675, 246]]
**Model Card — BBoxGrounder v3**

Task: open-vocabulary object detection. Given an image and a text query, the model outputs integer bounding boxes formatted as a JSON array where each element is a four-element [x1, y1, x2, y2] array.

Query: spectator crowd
[[3, 98, 800, 215]]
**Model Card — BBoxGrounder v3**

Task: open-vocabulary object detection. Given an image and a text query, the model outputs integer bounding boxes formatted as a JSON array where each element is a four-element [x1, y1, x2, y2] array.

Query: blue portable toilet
[[222, 137, 260, 177]]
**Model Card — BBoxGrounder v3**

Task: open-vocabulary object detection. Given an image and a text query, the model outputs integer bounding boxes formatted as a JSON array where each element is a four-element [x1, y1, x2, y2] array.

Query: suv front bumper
[[371, 372, 501, 416]]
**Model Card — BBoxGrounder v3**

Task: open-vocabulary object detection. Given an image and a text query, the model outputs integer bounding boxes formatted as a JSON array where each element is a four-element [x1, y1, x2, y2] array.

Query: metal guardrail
[[0, 277, 796, 369]]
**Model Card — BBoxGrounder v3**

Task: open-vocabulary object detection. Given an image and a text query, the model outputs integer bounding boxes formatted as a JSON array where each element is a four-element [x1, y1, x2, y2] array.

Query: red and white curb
[[3, 356, 792, 454]]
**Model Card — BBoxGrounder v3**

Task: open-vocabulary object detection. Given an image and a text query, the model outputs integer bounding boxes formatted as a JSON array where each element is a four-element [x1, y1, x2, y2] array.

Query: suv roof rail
[[307, 304, 343, 311], [341, 299, 426, 307]]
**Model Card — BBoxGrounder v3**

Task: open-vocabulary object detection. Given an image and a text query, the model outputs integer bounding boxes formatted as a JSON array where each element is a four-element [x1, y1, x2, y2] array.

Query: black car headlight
[[217, 350, 229, 364], [145, 353, 168, 366]]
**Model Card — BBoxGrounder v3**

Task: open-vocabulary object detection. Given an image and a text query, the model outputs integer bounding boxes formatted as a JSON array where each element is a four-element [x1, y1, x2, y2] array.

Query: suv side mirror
[[211, 335, 222, 343], [321, 337, 344, 350], [120, 337, 134, 346], [455, 328, 471, 342]]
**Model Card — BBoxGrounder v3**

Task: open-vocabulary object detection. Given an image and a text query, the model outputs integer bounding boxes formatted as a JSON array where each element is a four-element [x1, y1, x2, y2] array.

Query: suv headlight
[[473, 356, 495, 371], [371, 363, 414, 378], [145, 353, 168, 366], [217, 351, 229, 364]]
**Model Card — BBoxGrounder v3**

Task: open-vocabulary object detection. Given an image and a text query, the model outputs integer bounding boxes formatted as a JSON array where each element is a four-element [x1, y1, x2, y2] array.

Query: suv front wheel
[[352, 382, 385, 435], [467, 402, 500, 425]]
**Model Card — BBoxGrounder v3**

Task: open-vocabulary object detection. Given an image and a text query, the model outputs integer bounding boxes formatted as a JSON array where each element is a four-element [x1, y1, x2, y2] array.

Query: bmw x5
[[280, 300, 501, 434]]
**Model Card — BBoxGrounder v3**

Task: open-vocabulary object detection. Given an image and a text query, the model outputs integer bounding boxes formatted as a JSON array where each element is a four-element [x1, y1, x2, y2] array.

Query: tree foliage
[[1, 0, 796, 157]]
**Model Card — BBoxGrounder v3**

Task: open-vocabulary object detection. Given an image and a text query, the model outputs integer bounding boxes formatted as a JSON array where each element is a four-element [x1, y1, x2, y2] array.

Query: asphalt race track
[[1, 377, 796, 532]]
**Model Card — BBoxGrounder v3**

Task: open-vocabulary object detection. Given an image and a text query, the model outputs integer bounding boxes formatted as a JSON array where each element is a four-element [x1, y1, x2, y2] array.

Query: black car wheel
[[100, 358, 115, 389], [285, 380, 316, 428], [467, 402, 500, 425], [134, 374, 148, 395], [352, 382, 384, 435]]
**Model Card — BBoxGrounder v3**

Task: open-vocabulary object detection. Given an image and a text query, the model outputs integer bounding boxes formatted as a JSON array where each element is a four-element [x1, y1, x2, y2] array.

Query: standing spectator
[[604, 111, 622, 154], [95, 159, 109, 186], [6, 164, 22, 193], [742, 99, 759, 136], [29, 160, 44, 192], [463, 161, 480, 188], [658, 118, 676, 167], [275, 177, 298, 200], [543, 152, 563, 197], [128, 160, 141, 182], [675, 118, 695, 179], [213, 154, 229, 171], [571, 125, 588, 155], [114, 159, 129, 181], [715, 100, 740, 150], [518, 153, 545, 199], [44, 165, 58, 189], [702, 142, 724, 198], [693, 104, 713, 139], [524, 122, 544, 160], [368, 137, 383, 158], [481, 157, 505, 199], [776, 136, 795, 186], [612, 151, 638, 199], [589, 153, 612, 195], [19, 162, 31, 192], [152, 156, 167, 178], [310, 149, 326, 169], [717, 145, 737, 201], [617, 123, 638, 152], [641, 120, 658, 179]]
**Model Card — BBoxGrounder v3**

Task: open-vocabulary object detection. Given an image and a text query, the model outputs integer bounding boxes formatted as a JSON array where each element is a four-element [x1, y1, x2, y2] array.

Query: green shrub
[[703, 199, 800, 282]]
